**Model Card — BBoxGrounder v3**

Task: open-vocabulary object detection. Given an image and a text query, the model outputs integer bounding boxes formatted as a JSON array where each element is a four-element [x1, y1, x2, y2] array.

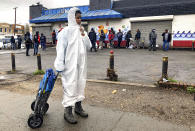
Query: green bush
[[168, 78, 178, 83], [33, 70, 45, 75], [187, 87, 195, 93]]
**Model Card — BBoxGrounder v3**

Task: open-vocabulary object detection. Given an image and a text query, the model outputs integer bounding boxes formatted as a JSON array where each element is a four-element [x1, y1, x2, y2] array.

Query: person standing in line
[[162, 29, 172, 51], [25, 32, 32, 56], [88, 28, 97, 52], [149, 29, 157, 51], [117, 29, 123, 48], [108, 30, 114, 48], [52, 30, 56, 45], [54, 7, 91, 124], [10, 36, 16, 50], [99, 30, 105, 50], [17, 35, 22, 49], [125, 30, 132, 48], [135, 29, 141, 49], [40, 33, 46, 51], [33, 31, 40, 55]]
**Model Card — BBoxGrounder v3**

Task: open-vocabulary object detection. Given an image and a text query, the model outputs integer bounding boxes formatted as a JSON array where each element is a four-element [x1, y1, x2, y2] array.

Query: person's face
[[165, 30, 168, 33], [75, 13, 81, 25]]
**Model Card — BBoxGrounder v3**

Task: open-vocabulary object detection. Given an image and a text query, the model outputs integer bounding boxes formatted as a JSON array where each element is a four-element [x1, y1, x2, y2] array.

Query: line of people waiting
[[10, 35, 22, 50], [24, 31, 47, 56], [88, 28, 139, 51], [88, 28, 172, 52]]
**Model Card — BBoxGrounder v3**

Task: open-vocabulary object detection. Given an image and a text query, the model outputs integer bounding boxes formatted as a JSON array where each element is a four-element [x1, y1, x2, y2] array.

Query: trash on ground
[[112, 90, 117, 94]]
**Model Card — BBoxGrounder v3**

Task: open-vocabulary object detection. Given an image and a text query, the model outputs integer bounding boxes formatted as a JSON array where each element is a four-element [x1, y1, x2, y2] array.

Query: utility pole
[[13, 7, 17, 36]]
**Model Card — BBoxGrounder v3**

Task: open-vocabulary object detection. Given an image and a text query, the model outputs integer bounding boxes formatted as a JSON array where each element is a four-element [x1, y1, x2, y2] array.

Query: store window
[[0, 28, 2, 32], [5, 28, 7, 32]]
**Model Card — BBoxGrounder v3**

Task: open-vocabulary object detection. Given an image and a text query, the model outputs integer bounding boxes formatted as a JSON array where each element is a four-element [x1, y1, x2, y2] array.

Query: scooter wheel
[[41, 103, 49, 115], [31, 100, 36, 111], [27, 113, 43, 129]]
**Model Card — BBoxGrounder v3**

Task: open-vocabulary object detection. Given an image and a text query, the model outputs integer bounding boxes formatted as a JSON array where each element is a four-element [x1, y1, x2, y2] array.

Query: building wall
[[88, 18, 130, 31], [31, 23, 52, 42], [172, 14, 195, 33], [90, 0, 112, 10], [113, 0, 195, 18], [88, 18, 130, 40], [0, 23, 11, 35], [11, 24, 24, 35], [30, 4, 44, 20], [131, 20, 172, 47], [88, 18, 130, 38], [0, 23, 24, 36]]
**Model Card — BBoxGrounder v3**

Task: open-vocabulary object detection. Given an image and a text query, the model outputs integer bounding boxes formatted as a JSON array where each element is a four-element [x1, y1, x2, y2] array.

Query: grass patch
[[187, 87, 195, 93], [168, 78, 178, 83], [33, 70, 45, 75]]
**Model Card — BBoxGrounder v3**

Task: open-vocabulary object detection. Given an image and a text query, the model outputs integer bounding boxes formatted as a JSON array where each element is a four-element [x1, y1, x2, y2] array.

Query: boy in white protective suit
[[54, 7, 92, 124]]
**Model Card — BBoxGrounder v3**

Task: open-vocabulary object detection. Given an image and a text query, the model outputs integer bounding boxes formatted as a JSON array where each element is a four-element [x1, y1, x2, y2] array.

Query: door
[[131, 20, 172, 47]]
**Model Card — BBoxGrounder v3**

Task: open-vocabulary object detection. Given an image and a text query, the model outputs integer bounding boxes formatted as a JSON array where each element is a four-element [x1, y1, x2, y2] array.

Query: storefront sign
[[173, 31, 195, 40]]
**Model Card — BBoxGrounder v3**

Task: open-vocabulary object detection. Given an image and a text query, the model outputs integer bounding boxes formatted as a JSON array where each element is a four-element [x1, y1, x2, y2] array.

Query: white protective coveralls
[[54, 7, 92, 108]]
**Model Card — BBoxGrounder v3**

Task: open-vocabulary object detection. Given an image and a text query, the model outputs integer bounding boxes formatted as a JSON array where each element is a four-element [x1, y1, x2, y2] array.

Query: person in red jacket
[[108, 30, 115, 48]]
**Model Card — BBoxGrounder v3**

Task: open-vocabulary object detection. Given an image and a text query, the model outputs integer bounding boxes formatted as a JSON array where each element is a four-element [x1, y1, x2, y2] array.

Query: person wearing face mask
[[54, 7, 91, 124]]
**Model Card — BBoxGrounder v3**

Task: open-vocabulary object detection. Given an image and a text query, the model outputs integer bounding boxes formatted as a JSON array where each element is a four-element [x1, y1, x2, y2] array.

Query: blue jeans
[[41, 42, 46, 50], [163, 41, 169, 51], [11, 43, 16, 50], [34, 43, 39, 55]]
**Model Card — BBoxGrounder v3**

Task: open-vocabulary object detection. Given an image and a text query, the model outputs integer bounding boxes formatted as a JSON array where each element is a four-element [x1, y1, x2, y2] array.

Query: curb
[[86, 79, 156, 88], [56, 76, 156, 88]]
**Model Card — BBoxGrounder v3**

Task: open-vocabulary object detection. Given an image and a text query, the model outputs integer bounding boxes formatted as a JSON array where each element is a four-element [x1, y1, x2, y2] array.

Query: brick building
[[0, 23, 24, 36]]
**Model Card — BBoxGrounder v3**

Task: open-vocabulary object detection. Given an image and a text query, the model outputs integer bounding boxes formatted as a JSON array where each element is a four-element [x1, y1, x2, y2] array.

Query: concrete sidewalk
[[0, 90, 190, 131]]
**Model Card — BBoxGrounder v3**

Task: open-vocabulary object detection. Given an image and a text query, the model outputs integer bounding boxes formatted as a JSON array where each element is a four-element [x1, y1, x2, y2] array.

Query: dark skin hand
[[75, 13, 85, 36]]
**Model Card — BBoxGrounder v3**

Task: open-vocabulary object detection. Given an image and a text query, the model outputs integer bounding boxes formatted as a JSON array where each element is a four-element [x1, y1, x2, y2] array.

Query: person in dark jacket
[[135, 29, 141, 48], [99, 30, 105, 49], [125, 30, 132, 48], [117, 29, 123, 48], [162, 29, 172, 51], [52, 30, 56, 45], [25, 32, 32, 56], [10, 36, 16, 50], [17, 35, 22, 49], [149, 29, 157, 51], [33, 31, 40, 55], [40, 33, 46, 51], [88, 28, 97, 52]]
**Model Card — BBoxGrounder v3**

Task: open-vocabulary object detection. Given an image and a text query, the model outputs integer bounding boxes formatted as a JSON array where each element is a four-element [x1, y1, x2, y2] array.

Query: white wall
[[172, 14, 195, 33], [88, 18, 130, 33]]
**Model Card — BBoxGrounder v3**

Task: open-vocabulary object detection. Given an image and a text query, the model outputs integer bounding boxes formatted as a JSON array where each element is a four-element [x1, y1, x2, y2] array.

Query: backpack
[[39, 69, 56, 94]]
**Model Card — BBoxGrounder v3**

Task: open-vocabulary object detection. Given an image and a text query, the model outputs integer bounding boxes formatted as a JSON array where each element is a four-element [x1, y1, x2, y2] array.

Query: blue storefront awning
[[30, 6, 123, 23]]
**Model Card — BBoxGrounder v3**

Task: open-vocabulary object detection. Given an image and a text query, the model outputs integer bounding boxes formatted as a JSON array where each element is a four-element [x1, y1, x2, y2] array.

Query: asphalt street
[[0, 47, 195, 85]]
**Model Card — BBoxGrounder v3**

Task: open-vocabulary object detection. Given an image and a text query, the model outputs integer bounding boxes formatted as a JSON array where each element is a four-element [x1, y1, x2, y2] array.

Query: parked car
[[0, 39, 3, 49]]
